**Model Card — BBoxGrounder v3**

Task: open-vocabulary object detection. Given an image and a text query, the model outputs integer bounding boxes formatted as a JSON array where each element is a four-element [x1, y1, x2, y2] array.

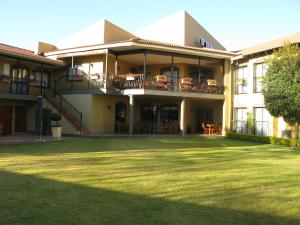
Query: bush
[[50, 113, 62, 127], [226, 132, 299, 148]]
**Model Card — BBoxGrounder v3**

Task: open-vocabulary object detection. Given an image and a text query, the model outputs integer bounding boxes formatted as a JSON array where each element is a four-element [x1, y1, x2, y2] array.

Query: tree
[[263, 43, 300, 139]]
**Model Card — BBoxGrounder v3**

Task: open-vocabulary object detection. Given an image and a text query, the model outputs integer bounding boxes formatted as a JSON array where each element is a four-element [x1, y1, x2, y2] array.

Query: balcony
[[55, 73, 224, 96], [0, 76, 42, 99]]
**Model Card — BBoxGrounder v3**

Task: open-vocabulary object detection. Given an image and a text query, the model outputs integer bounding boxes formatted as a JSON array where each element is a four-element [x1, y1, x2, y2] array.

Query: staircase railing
[[42, 82, 83, 133]]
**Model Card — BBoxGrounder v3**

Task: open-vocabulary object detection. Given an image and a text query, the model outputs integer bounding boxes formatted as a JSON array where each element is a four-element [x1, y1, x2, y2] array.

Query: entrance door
[[11, 67, 29, 95], [195, 107, 215, 132], [0, 106, 12, 135], [15, 106, 27, 132]]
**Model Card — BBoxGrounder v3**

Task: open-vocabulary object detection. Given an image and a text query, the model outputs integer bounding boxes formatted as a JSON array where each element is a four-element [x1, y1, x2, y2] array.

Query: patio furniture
[[207, 79, 217, 86], [180, 77, 195, 92], [212, 123, 222, 135], [201, 122, 209, 134], [206, 123, 215, 135], [154, 75, 170, 90]]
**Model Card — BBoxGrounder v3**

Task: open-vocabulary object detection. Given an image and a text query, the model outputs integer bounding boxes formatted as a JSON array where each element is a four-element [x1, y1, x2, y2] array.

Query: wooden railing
[[54, 73, 224, 95]]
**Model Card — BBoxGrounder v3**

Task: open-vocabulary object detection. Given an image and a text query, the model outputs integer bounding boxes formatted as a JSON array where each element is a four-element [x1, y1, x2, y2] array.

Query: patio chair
[[201, 122, 209, 135], [212, 123, 222, 135]]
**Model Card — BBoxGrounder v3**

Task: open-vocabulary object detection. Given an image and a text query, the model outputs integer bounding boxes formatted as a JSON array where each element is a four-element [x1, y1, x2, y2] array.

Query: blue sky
[[0, 0, 299, 51]]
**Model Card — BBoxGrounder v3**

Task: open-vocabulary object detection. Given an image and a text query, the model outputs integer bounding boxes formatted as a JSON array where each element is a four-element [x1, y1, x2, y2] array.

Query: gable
[[134, 11, 226, 50], [57, 20, 136, 49]]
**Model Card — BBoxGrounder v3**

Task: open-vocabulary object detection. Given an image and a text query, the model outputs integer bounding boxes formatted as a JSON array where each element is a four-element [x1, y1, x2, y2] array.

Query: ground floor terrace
[[63, 93, 225, 136]]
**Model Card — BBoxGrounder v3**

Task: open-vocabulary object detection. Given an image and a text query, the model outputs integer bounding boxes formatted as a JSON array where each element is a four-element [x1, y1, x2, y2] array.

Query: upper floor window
[[35, 71, 50, 87], [234, 66, 248, 94], [67, 62, 104, 81], [254, 63, 268, 93]]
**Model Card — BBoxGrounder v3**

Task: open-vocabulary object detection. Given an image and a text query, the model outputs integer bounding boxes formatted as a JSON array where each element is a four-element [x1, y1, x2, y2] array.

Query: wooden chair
[[201, 122, 209, 135], [212, 123, 222, 135], [0, 123, 3, 136]]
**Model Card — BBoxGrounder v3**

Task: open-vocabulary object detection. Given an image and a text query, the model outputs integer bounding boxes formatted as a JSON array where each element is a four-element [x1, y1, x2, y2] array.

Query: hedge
[[226, 132, 300, 148]]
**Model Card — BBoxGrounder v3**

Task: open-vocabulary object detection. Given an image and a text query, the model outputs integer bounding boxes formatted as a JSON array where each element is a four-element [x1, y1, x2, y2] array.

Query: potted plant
[[50, 113, 62, 138]]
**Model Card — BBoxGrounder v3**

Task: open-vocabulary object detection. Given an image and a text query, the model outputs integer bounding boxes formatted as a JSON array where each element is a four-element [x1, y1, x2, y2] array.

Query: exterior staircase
[[42, 83, 90, 135]]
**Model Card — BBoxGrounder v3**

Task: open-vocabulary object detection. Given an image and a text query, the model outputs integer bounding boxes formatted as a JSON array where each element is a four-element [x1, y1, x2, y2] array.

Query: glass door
[[11, 66, 29, 95]]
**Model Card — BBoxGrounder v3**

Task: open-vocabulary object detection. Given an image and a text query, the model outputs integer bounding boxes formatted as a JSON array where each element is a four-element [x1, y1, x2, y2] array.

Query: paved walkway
[[0, 133, 222, 146], [0, 133, 65, 146]]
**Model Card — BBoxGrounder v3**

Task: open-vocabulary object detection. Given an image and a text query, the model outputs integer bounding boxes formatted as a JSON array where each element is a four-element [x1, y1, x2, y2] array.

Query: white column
[[180, 97, 186, 136], [104, 49, 108, 89], [129, 95, 134, 135], [222, 100, 226, 136]]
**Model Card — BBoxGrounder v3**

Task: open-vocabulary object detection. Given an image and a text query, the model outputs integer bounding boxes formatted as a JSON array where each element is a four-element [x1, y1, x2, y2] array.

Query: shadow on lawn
[[0, 136, 271, 155], [0, 170, 299, 225]]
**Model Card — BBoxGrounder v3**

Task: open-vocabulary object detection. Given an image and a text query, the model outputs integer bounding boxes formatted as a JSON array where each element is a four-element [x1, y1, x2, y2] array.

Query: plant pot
[[51, 126, 62, 138]]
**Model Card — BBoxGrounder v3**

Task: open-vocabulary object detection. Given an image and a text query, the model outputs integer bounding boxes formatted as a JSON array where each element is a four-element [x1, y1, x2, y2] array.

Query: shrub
[[50, 113, 62, 127], [226, 132, 299, 149]]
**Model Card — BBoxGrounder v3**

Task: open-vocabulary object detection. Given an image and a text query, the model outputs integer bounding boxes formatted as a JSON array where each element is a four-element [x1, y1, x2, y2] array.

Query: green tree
[[263, 43, 300, 139]]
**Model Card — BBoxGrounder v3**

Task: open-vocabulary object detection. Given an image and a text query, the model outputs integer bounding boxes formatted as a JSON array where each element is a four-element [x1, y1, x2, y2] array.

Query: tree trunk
[[296, 122, 299, 140]]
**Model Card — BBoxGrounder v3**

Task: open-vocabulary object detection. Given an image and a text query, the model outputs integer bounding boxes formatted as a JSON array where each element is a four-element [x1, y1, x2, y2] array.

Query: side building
[[231, 32, 300, 139]]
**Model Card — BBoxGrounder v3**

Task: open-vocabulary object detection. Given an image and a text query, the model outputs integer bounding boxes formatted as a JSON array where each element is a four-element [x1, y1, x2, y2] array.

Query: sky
[[0, 0, 299, 51]]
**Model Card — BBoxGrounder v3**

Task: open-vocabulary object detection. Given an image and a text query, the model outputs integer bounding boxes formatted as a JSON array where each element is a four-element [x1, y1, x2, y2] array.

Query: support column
[[40, 63, 44, 96], [105, 50, 108, 89], [143, 51, 147, 78], [180, 97, 186, 136], [115, 55, 118, 75], [11, 106, 15, 135], [129, 95, 134, 135], [198, 57, 201, 83], [71, 56, 74, 90]]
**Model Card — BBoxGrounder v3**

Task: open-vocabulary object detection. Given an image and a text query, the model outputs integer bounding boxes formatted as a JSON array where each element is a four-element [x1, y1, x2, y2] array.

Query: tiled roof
[[0, 43, 35, 56], [44, 38, 236, 58], [0, 43, 64, 65], [132, 38, 236, 56], [238, 32, 300, 56]]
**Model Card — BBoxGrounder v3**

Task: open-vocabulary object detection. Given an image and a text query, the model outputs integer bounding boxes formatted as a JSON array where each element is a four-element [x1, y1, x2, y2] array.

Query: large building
[[0, 11, 299, 138]]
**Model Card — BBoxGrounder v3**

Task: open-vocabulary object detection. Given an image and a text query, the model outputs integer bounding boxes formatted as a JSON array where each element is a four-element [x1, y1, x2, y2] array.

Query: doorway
[[0, 106, 13, 135]]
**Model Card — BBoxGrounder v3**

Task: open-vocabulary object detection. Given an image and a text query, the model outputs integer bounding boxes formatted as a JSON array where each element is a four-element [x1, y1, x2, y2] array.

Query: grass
[[0, 137, 299, 225]]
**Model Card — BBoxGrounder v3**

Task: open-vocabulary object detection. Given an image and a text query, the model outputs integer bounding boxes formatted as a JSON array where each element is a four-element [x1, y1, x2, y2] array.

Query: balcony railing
[[0, 75, 42, 96], [109, 74, 224, 95], [55, 73, 224, 95]]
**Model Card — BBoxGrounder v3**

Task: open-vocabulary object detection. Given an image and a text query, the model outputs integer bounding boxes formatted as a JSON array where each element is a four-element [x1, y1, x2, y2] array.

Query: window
[[254, 63, 268, 92], [3, 64, 10, 76], [160, 104, 178, 122], [254, 107, 270, 136], [233, 108, 247, 133], [68, 64, 88, 81], [35, 71, 49, 87], [234, 66, 248, 94], [115, 102, 126, 122], [160, 67, 179, 83]]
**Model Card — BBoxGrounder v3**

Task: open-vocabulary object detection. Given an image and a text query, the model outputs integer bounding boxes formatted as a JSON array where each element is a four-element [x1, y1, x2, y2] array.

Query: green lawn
[[0, 137, 299, 225]]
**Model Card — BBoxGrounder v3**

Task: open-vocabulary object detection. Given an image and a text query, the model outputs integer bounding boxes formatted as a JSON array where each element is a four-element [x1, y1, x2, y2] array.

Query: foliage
[[50, 113, 62, 127], [246, 112, 256, 135], [227, 131, 300, 148], [263, 43, 300, 138]]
